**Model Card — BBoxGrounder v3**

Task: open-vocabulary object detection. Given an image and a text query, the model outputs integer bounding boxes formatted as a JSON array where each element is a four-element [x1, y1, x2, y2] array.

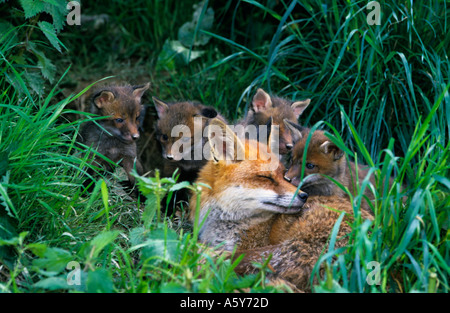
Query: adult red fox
[[189, 118, 372, 292], [189, 118, 308, 250], [283, 123, 379, 213], [78, 83, 149, 189], [241, 88, 310, 155]]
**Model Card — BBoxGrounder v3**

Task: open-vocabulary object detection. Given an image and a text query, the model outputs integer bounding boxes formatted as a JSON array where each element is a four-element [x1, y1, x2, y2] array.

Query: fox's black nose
[[286, 143, 293, 150], [284, 175, 291, 182], [132, 133, 139, 140], [298, 192, 308, 202], [166, 154, 174, 160]]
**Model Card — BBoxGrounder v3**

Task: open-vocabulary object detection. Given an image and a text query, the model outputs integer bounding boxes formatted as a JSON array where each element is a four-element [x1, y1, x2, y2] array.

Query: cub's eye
[[115, 118, 124, 123], [305, 163, 316, 169], [160, 134, 168, 141]]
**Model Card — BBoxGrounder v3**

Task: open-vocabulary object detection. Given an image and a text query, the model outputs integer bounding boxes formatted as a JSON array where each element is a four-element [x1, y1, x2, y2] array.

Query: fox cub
[[79, 83, 150, 189], [189, 118, 308, 251], [153, 97, 227, 182], [283, 123, 381, 213], [242, 88, 310, 155]]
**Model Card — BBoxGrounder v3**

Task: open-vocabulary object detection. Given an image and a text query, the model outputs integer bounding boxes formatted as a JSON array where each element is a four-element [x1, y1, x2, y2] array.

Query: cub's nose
[[286, 143, 293, 150], [298, 192, 308, 202], [132, 133, 140, 140], [284, 175, 291, 182], [166, 154, 174, 160]]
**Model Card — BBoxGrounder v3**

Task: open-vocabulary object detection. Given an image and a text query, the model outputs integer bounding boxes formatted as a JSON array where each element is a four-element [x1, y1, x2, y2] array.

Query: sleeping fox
[[189, 118, 308, 251], [241, 88, 310, 155], [78, 83, 149, 190], [189, 118, 373, 291], [283, 122, 381, 213]]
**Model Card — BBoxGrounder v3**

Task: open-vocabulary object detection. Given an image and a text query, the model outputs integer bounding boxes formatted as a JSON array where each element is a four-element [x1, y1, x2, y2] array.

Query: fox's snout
[[119, 124, 140, 142], [297, 191, 308, 202], [284, 166, 301, 186]]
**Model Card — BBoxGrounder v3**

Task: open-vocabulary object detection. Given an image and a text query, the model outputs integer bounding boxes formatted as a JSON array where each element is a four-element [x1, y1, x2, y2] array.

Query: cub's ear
[[291, 99, 311, 119], [200, 107, 218, 119], [93, 90, 115, 109], [283, 119, 304, 143], [152, 96, 169, 119], [319, 140, 344, 161], [252, 88, 272, 112], [207, 118, 245, 163], [132, 83, 150, 102]]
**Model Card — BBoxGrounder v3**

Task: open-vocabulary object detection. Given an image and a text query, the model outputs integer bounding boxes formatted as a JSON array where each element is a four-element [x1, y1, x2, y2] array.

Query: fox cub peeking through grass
[[242, 88, 310, 155], [79, 83, 150, 190], [153, 97, 227, 182], [283, 122, 384, 213]]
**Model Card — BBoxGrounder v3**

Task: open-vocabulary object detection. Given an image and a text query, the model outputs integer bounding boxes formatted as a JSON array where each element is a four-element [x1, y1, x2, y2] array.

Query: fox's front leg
[[123, 156, 143, 182]]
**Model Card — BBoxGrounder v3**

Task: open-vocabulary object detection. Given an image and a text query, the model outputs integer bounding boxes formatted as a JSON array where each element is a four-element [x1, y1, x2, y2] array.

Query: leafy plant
[[0, 0, 68, 95]]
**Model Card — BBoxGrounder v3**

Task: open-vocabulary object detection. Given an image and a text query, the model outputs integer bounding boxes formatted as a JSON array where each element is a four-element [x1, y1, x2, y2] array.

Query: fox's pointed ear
[[152, 96, 169, 119], [207, 118, 245, 163], [200, 107, 218, 119], [283, 119, 303, 142], [291, 99, 310, 119], [93, 90, 115, 109], [132, 83, 150, 102], [320, 140, 344, 161], [252, 88, 272, 112]]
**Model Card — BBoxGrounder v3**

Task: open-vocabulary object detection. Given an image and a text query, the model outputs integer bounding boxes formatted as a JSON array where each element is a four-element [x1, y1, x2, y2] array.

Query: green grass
[[0, 0, 449, 293]]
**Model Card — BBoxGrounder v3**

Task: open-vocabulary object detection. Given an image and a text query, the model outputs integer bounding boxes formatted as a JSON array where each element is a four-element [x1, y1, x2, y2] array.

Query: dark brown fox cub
[[153, 97, 227, 182], [79, 83, 150, 190], [283, 126, 379, 213], [242, 88, 310, 155]]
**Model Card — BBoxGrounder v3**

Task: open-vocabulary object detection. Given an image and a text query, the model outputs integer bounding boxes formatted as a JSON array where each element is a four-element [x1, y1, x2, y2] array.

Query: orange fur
[[189, 119, 374, 292]]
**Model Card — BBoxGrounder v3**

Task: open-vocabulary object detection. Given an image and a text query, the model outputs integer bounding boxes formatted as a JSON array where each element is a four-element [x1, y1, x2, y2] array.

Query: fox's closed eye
[[115, 118, 124, 123], [305, 163, 316, 169], [256, 175, 275, 182]]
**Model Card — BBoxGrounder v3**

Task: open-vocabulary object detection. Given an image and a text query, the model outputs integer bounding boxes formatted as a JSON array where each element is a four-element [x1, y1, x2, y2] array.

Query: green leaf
[[33, 276, 73, 291], [44, 0, 67, 32], [86, 269, 114, 293], [169, 181, 191, 192], [19, 0, 45, 19], [32, 247, 73, 274], [88, 230, 119, 259], [0, 171, 17, 219], [36, 53, 56, 83], [142, 193, 157, 227], [156, 39, 205, 70], [178, 2, 214, 47], [130, 227, 179, 265], [37, 21, 62, 52]]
